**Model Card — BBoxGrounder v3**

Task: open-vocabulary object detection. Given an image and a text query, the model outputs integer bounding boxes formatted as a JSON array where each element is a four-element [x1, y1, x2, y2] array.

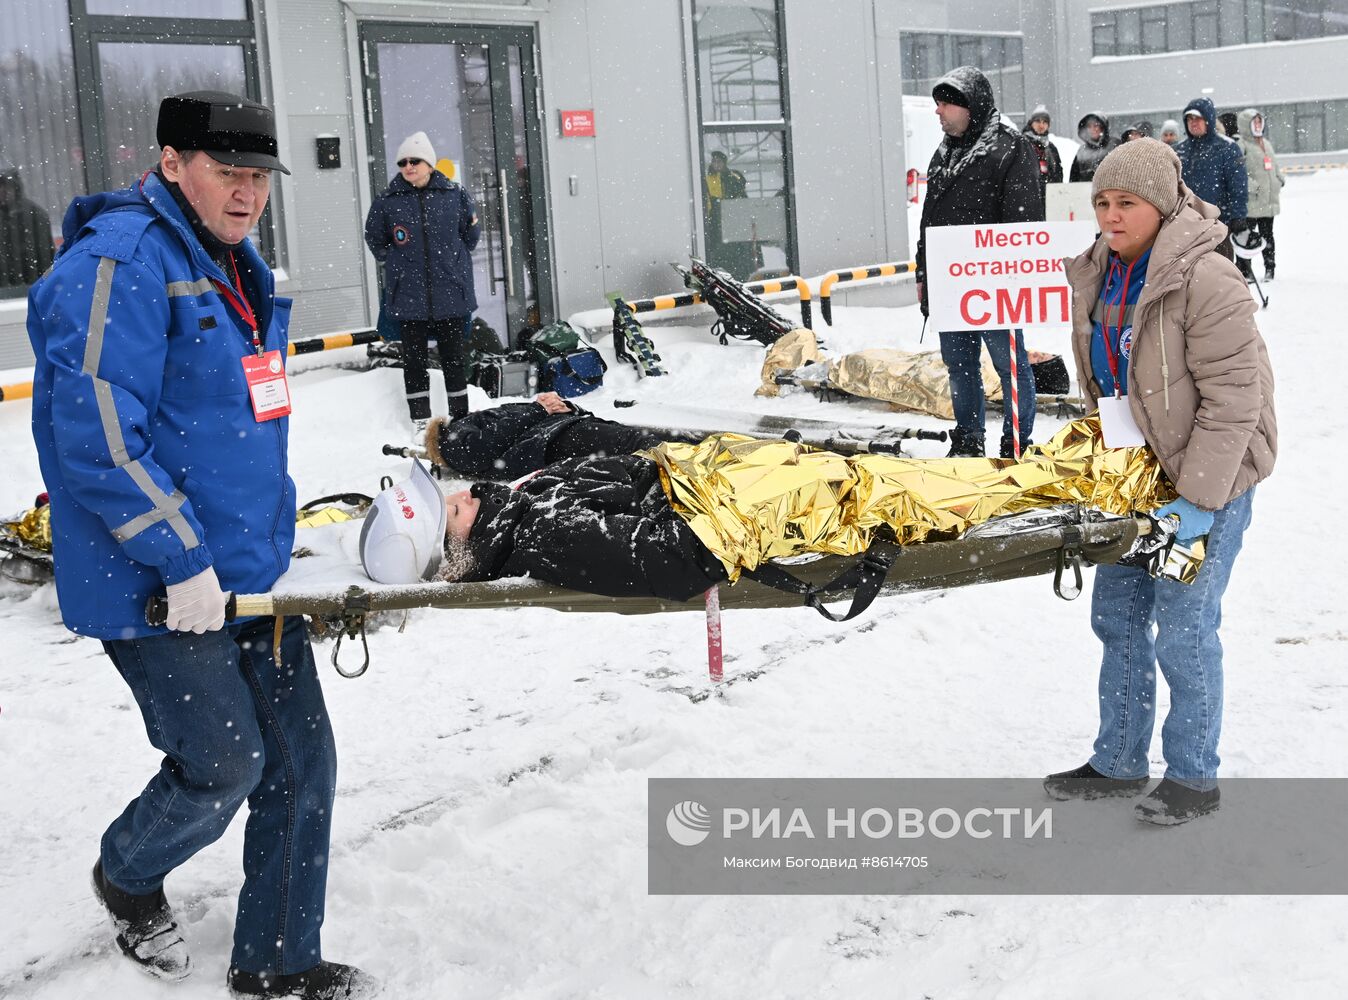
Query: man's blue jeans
[[1088, 488, 1255, 791], [99, 615, 336, 975], [939, 328, 1035, 449]]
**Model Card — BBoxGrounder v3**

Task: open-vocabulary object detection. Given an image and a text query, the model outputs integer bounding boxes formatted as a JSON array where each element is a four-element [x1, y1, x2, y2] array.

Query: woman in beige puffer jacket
[[1045, 138, 1276, 825]]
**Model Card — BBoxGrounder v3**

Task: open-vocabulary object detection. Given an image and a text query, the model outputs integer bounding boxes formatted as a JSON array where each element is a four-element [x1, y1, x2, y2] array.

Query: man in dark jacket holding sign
[[28, 92, 376, 998], [914, 66, 1044, 458]]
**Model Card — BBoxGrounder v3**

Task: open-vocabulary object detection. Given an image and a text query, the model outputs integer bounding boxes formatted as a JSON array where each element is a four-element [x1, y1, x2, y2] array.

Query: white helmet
[[1231, 227, 1266, 260], [359, 459, 446, 584]]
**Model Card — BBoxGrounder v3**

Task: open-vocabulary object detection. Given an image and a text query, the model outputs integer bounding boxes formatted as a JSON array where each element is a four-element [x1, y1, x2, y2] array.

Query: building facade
[[2, 0, 1344, 370]]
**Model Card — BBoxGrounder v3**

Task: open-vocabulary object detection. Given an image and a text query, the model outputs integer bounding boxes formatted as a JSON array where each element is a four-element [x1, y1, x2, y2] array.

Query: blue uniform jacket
[[27, 172, 296, 639], [364, 171, 481, 321], [1176, 97, 1248, 224]]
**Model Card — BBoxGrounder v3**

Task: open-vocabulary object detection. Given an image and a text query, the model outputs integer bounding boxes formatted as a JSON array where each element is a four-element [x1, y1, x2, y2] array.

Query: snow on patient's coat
[[359, 459, 447, 584]]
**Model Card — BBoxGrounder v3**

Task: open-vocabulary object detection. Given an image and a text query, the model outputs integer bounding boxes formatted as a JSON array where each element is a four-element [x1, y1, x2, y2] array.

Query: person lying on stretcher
[[363, 415, 1189, 605], [360, 454, 728, 602], [422, 392, 699, 479]]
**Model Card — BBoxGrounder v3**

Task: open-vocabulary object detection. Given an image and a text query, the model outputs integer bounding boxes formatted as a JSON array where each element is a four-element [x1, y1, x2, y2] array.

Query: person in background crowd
[[1218, 110, 1240, 138], [27, 90, 378, 999], [914, 66, 1043, 458], [1119, 125, 1142, 143], [0, 158, 55, 287], [703, 150, 755, 279], [1234, 107, 1284, 281], [1022, 105, 1064, 198], [1159, 119, 1182, 147], [1051, 138, 1276, 825], [1070, 111, 1118, 182], [365, 131, 481, 442], [1176, 97, 1248, 259], [1133, 120, 1155, 139]]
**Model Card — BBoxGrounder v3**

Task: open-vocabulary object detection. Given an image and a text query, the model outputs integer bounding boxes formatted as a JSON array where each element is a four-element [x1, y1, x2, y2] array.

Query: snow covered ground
[[2, 171, 1345, 999]]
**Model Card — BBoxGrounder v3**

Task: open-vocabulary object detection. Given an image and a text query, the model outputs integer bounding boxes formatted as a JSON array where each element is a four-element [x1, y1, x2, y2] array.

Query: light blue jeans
[[1088, 487, 1255, 791]]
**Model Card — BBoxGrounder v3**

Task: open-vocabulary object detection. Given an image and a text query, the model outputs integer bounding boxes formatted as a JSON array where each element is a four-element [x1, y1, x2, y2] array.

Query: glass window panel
[[97, 42, 247, 191], [1219, 0, 1249, 43], [1141, 8, 1169, 52], [700, 129, 789, 280], [1193, 0, 1221, 46], [1268, 0, 1298, 37], [0, 0, 82, 296], [955, 35, 982, 66], [1294, 0, 1326, 36], [86, 0, 247, 16], [1326, 0, 1348, 35], [694, 0, 783, 122], [1005, 36, 1024, 69], [1168, 3, 1195, 47], [1116, 9, 1143, 54], [1245, 0, 1267, 40], [1092, 12, 1117, 56]]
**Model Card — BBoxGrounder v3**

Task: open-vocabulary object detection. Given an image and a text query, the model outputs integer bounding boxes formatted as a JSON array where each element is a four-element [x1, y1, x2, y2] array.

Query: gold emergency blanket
[[1, 503, 52, 552], [756, 329, 1001, 419], [643, 413, 1176, 580]]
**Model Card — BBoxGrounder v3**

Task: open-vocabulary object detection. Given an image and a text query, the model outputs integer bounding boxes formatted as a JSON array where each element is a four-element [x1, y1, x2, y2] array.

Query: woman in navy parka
[[364, 131, 481, 434]]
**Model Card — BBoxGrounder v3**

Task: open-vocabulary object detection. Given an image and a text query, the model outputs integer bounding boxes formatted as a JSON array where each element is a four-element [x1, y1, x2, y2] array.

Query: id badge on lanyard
[[242, 350, 292, 421], [1099, 395, 1145, 448]]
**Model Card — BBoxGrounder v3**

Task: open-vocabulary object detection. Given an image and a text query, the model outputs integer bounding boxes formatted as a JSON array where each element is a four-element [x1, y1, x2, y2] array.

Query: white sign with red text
[[925, 221, 1097, 333]]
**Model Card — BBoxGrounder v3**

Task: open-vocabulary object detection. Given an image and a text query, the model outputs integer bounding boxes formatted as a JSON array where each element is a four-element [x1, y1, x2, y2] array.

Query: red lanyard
[[1101, 256, 1137, 397], [213, 252, 262, 355]]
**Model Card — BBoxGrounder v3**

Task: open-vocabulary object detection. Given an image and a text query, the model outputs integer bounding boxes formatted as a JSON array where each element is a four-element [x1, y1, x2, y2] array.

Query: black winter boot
[[999, 435, 1032, 459], [1264, 264, 1274, 282], [228, 961, 382, 999], [1134, 778, 1220, 825], [1043, 762, 1149, 801], [92, 860, 191, 981], [946, 427, 985, 458]]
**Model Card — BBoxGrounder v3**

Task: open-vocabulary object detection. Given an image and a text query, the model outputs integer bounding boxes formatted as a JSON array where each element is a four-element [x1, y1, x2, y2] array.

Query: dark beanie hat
[[931, 82, 970, 108], [458, 482, 517, 581]]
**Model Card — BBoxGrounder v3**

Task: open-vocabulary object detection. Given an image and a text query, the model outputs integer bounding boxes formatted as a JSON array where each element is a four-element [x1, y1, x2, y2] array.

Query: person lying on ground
[[422, 392, 699, 480]]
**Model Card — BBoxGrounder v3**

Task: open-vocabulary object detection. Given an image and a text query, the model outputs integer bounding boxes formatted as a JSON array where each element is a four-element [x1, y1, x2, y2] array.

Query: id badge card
[[1263, 156, 1273, 171], [1098, 395, 1145, 449], [242, 350, 292, 422]]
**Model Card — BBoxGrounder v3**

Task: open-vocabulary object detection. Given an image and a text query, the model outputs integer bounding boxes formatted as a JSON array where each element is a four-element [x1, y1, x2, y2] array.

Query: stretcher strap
[[744, 541, 902, 622]]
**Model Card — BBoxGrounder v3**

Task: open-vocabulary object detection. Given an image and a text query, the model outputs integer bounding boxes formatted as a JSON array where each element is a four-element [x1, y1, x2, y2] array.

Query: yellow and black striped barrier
[[286, 328, 380, 357], [1, 329, 381, 404], [0, 381, 33, 404], [819, 261, 916, 326], [624, 275, 813, 328], [1283, 161, 1348, 174]]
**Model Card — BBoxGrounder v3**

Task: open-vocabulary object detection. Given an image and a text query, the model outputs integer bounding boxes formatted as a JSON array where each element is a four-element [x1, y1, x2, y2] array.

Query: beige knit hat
[[1091, 137, 1183, 218]]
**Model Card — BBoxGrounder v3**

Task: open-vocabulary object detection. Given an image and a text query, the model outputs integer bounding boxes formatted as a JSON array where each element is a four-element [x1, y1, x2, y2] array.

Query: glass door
[[360, 22, 551, 347]]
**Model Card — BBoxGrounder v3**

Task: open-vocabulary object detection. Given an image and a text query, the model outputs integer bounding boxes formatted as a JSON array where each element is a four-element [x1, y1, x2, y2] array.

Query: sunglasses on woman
[[397, 158, 424, 168]]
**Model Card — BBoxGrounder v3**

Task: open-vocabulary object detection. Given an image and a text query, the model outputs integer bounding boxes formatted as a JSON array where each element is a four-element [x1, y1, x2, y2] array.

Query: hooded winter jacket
[[460, 455, 728, 601], [1069, 112, 1119, 182], [364, 170, 481, 320], [0, 167, 55, 287], [1065, 186, 1276, 510], [27, 172, 296, 637], [1021, 108, 1064, 193], [915, 66, 1045, 312], [1175, 97, 1248, 224], [1236, 108, 1284, 218]]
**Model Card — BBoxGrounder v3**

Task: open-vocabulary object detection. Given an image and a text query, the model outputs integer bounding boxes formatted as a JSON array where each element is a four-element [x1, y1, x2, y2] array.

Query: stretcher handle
[[145, 592, 238, 628]]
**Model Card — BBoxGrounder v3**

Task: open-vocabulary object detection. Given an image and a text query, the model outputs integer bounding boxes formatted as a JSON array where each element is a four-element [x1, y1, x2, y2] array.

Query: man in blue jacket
[[1176, 97, 1249, 258], [27, 92, 376, 999]]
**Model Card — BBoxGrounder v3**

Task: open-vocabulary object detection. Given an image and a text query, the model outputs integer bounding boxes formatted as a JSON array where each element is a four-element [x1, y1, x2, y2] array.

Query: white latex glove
[[165, 566, 229, 634]]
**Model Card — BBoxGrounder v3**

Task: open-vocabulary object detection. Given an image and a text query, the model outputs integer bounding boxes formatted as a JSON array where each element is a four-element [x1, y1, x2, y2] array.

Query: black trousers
[[400, 316, 470, 420], [1252, 216, 1275, 271]]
